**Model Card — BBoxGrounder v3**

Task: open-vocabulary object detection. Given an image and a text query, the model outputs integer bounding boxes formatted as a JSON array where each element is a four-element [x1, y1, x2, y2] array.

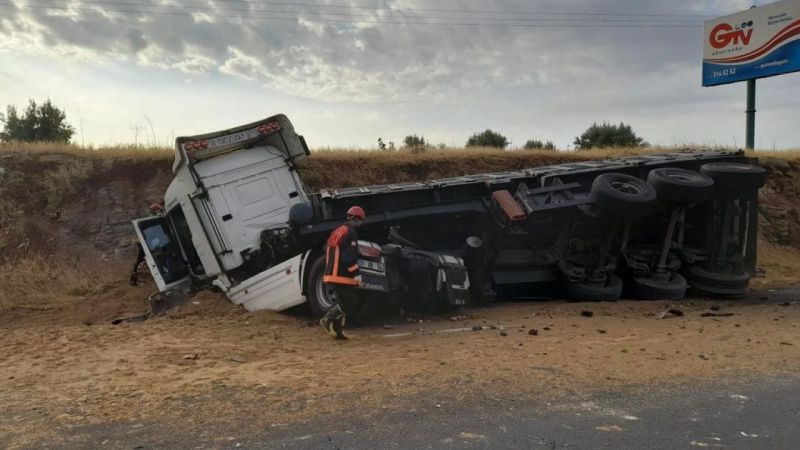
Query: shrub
[[466, 129, 509, 149], [403, 134, 426, 148], [574, 122, 647, 150], [1, 99, 76, 143], [524, 139, 556, 150]]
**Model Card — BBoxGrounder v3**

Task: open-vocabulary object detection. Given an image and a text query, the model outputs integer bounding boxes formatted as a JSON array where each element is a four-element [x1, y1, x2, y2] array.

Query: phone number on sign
[[711, 68, 737, 78]]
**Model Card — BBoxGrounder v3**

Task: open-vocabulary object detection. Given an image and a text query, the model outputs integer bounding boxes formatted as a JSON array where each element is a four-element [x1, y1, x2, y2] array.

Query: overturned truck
[[133, 115, 766, 316]]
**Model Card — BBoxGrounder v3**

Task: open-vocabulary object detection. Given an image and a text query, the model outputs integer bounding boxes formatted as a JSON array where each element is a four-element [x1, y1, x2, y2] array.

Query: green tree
[[524, 139, 556, 150], [573, 122, 647, 150], [466, 129, 509, 149], [403, 134, 426, 148], [0, 99, 75, 143]]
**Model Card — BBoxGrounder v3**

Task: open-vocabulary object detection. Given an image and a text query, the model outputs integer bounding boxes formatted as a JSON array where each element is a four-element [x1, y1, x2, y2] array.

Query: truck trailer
[[133, 115, 766, 317]]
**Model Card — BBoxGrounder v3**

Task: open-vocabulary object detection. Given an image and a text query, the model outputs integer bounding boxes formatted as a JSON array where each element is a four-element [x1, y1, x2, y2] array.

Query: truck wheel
[[307, 255, 338, 317], [683, 264, 750, 296], [647, 168, 714, 204], [628, 272, 687, 300], [306, 255, 368, 320], [700, 163, 766, 191], [565, 273, 622, 301], [591, 173, 657, 217]]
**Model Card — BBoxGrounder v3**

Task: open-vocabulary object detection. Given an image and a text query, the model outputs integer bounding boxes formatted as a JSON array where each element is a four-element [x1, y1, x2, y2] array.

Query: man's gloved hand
[[353, 275, 363, 287]]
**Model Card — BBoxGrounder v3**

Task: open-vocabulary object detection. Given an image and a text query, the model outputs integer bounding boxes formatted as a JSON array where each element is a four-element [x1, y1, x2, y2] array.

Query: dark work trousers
[[132, 245, 146, 275]]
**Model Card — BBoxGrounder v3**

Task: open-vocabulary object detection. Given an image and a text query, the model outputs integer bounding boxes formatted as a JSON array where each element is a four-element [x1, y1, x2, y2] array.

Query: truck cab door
[[132, 216, 192, 292]]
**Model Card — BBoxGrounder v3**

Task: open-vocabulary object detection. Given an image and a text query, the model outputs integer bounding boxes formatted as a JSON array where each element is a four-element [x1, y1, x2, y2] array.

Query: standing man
[[130, 201, 164, 286], [319, 206, 366, 340]]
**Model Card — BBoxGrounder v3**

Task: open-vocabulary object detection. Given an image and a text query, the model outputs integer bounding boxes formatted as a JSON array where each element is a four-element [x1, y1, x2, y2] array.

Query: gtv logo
[[710, 20, 754, 49]]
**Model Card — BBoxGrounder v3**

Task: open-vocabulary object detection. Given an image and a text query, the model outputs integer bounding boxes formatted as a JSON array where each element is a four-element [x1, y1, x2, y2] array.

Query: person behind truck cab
[[319, 205, 366, 340], [130, 201, 165, 286]]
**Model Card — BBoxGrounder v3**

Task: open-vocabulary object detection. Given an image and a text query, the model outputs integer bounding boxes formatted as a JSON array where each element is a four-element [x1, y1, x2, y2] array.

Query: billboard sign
[[703, 0, 800, 86]]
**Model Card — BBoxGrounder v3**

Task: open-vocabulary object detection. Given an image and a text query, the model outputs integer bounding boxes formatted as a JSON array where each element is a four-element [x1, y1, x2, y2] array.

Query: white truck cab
[[133, 115, 313, 311]]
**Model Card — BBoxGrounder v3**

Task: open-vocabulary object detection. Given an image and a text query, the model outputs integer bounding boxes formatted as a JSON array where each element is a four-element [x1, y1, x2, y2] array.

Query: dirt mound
[[759, 158, 800, 249]]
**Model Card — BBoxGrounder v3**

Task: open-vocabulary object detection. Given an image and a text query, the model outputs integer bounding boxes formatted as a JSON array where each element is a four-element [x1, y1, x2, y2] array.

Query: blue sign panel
[[703, 0, 800, 86]]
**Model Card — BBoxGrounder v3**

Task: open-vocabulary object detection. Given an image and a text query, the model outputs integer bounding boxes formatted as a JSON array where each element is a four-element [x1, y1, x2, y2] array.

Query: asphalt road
[[258, 376, 800, 450]]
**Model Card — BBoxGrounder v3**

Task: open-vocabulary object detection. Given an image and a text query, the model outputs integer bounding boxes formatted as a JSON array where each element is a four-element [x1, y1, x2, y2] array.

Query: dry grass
[[755, 239, 800, 286], [0, 255, 103, 310], [2, 141, 799, 166], [0, 141, 173, 162]]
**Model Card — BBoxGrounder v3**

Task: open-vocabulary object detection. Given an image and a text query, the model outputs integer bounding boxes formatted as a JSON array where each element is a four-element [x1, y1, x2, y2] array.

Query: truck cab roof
[[172, 114, 310, 173]]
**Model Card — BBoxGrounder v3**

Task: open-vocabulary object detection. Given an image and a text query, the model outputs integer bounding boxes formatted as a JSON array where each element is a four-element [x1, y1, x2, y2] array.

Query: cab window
[[139, 220, 190, 284]]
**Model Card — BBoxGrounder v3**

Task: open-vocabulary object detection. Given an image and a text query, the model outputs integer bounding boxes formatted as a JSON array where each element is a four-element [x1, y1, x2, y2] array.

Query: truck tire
[[683, 264, 750, 296], [700, 163, 766, 191], [306, 255, 338, 317], [646, 168, 714, 205], [306, 255, 368, 320], [565, 273, 623, 301], [591, 173, 657, 217], [628, 272, 687, 300]]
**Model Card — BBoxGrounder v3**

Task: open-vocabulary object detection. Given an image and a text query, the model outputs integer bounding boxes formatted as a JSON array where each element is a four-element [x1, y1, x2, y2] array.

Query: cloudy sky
[[0, 0, 798, 149]]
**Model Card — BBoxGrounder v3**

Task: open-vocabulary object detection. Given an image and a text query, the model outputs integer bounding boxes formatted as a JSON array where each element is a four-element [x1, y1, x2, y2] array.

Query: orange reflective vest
[[323, 224, 359, 286]]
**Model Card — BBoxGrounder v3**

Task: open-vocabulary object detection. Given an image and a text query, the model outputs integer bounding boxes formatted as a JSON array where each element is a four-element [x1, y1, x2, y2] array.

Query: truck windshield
[[139, 219, 190, 284]]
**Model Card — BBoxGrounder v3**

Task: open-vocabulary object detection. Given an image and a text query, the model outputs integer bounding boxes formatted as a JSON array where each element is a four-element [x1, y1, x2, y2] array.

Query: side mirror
[[289, 203, 314, 226]]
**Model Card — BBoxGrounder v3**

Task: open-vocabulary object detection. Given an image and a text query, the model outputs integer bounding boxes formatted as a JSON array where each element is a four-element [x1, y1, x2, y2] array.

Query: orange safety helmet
[[346, 205, 366, 220]]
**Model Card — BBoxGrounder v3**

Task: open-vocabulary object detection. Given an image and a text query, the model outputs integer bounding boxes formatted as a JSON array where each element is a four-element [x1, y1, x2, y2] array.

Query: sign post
[[703, 0, 800, 149], [746, 79, 756, 149]]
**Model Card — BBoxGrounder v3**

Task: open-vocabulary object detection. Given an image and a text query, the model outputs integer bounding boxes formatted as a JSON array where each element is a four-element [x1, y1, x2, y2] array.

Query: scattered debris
[[472, 325, 483, 331], [499, 330, 508, 337], [449, 315, 467, 321], [580, 310, 594, 318], [739, 431, 759, 438], [148, 289, 190, 316], [597, 329, 607, 334], [183, 353, 199, 360], [594, 425, 623, 432], [528, 329, 539, 336], [698, 353, 711, 360], [779, 301, 792, 306], [656, 308, 684, 319], [458, 432, 487, 440], [230, 355, 247, 363], [382, 325, 393, 330], [543, 326, 551, 331], [779, 341, 793, 346], [701, 310, 734, 317], [110, 312, 150, 325], [709, 305, 720, 311]]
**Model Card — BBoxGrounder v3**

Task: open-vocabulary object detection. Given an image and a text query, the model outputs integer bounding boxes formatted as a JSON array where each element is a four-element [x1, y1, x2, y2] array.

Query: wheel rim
[[315, 275, 337, 309], [710, 163, 752, 173], [665, 171, 699, 182], [610, 180, 644, 195]]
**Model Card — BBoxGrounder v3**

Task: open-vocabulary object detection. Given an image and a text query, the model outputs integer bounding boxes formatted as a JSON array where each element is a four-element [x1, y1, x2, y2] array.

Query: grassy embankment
[[1, 142, 799, 309]]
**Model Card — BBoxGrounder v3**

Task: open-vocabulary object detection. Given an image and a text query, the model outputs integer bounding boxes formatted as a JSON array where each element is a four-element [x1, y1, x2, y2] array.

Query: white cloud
[[0, 0, 797, 148]]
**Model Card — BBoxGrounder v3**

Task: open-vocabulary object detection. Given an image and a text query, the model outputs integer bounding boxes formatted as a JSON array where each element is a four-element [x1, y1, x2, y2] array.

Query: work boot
[[332, 314, 349, 340], [319, 305, 349, 340], [319, 315, 338, 339]]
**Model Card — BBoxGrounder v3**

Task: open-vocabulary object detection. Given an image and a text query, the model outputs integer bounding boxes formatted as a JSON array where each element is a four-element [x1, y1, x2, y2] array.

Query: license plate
[[358, 259, 385, 272]]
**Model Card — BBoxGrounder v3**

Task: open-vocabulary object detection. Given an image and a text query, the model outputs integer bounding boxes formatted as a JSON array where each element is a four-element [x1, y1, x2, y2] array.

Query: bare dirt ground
[[1, 276, 799, 448]]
